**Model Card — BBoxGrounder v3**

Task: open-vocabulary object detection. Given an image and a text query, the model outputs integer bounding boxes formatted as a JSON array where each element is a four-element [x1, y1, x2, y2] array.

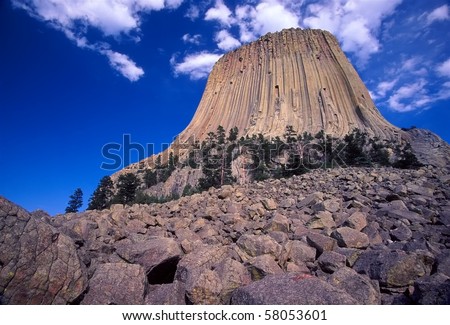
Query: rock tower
[[177, 28, 399, 143]]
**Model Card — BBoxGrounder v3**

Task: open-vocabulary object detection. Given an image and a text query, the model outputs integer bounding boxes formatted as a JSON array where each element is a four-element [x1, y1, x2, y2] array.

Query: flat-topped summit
[[177, 28, 399, 143]]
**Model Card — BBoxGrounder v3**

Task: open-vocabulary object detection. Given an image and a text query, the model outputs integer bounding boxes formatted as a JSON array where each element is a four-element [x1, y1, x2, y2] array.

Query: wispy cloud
[[185, 4, 200, 21], [376, 79, 398, 98], [205, 0, 234, 27], [102, 50, 144, 82], [171, 52, 223, 80], [234, 1, 300, 42], [436, 58, 450, 78], [215, 30, 241, 51], [426, 4, 449, 25], [303, 0, 403, 67], [182, 33, 202, 45], [388, 79, 429, 112], [13, 0, 184, 81]]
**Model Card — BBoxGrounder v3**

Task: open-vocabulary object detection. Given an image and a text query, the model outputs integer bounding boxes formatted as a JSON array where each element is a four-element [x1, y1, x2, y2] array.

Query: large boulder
[[82, 263, 147, 304], [331, 227, 369, 249], [411, 273, 450, 305], [236, 234, 282, 258], [115, 237, 183, 281], [231, 274, 358, 304], [328, 267, 380, 304], [0, 197, 87, 304], [145, 281, 186, 305], [175, 245, 230, 304], [353, 250, 431, 288]]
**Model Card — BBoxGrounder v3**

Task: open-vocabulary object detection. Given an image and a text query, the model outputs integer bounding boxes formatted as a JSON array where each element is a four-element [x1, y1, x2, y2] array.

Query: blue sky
[[1, 0, 449, 215]]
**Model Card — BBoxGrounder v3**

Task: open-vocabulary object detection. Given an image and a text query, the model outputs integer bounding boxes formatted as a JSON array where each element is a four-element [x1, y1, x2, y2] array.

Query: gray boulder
[[231, 274, 358, 304], [353, 250, 430, 288], [331, 227, 369, 249], [317, 251, 346, 273], [82, 263, 147, 304], [145, 281, 186, 305], [412, 273, 450, 304], [115, 237, 182, 278], [0, 197, 87, 304], [328, 267, 380, 304], [236, 234, 282, 258]]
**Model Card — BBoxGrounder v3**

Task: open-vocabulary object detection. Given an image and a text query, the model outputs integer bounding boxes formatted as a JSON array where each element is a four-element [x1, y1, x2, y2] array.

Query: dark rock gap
[[147, 257, 180, 285]]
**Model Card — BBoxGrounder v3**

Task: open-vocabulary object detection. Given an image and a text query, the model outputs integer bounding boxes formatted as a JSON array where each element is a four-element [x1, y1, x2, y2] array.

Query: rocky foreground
[[1, 166, 450, 305]]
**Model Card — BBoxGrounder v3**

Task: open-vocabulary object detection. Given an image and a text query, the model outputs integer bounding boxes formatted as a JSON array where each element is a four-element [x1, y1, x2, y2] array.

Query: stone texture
[[248, 254, 283, 280], [236, 234, 282, 258], [285, 240, 316, 264], [261, 198, 277, 210], [353, 250, 430, 288], [0, 197, 87, 305], [82, 263, 146, 305], [215, 258, 251, 304], [331, 227, 370, 249], [317, 251, 346, 273], [145, 281, 186, 305], [306, 232, 337, 254], [412, 273, 450, 305], [2, 163, 450, 305], [185, 269, 223, 305], [115, 237, 182, 274], [232, 275, 358, 305], [344, 211, 367, 231], [307, 211, 336, 229], [266, 213, 290, 232], [328, 267, 380, 304]]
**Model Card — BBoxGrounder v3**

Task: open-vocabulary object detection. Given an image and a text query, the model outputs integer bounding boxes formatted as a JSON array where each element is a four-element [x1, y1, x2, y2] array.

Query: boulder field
[[1, 166, 449, 304]]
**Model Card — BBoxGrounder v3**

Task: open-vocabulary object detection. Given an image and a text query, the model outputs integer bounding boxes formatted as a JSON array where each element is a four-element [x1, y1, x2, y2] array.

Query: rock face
[[0, 197, 87, 304], [407, 128, 450, 168], [1, 165, 449, 305], [177, 28, 399, 143]]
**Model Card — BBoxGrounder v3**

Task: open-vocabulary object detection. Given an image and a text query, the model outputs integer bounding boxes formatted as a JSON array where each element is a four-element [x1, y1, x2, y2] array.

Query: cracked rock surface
[[1, 166, 449, 304]]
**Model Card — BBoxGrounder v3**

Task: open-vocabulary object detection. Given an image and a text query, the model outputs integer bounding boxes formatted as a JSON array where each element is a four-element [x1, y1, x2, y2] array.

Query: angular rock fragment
[[232, 275, 358, 304]]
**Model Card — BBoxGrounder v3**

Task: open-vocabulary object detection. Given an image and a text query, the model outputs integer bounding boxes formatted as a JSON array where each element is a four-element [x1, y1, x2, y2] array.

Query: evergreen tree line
[[84, 125, 422, 211], [184, 125, 422, 188]]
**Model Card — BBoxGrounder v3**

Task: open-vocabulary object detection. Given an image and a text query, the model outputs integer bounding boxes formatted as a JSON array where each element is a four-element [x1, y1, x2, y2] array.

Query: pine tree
[[393, 143, 423, 169], [144, 170, 157, 188], [217, 125, 226, 144], [65, 188, 83, 213], [343, 129, 370, 166], [228, 127, 239, 142], [88, 176, 114, 210], [115, 173, 141, 205]]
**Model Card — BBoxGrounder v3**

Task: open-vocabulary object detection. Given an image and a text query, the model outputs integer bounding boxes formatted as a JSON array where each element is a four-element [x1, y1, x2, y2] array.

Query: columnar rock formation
[[177, 28, 399, 142]]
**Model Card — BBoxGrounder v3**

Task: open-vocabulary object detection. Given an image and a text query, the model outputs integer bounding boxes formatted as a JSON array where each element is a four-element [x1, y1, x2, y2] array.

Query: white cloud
[[437, 81, 450, 101], [388, 79, 429, 112], [205, 0, 234, 27], [185, 4, 200, 20], [436, 58, 450, 78], [14, 0, 180, 36], [401, 57, 420, 71], [215, 30, 241, 51], [172, 52, 223, 80], [234, 1, 300, 42], [250, 1, 300, 36], [102, 50, 145, 82], [376, 79, 398, 98], [426, 4, 449, 25], [13, 0, 184, 81], [303, 0, 403, 66], [182, 33, 201, 45], [183, 0, 299, 79]]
